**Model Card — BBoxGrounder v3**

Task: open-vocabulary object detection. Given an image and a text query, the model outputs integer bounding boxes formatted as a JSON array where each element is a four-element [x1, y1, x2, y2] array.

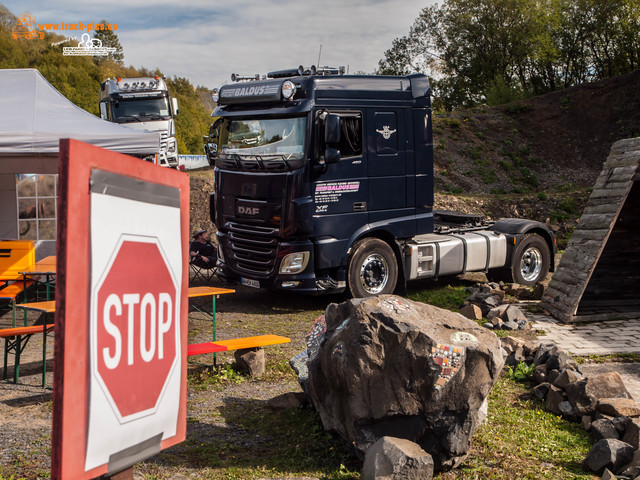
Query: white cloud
[[3, 0, 436, 89]]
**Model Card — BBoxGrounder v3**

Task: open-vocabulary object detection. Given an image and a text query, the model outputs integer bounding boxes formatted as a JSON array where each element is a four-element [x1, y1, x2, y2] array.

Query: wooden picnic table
[[19, 256, 56, 301]]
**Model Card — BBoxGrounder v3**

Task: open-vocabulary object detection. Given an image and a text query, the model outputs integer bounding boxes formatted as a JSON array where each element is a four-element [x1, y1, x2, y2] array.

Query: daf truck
[[100, 76, 180, 168], [207, 66, 555, 297]]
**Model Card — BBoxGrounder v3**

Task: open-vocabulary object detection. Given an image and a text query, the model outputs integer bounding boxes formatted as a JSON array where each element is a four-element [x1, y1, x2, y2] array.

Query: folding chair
[[189, 257, 217, 285]]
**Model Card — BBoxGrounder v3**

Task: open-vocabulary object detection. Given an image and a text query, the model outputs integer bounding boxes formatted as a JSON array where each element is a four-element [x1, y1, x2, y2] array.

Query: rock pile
[[460, 282, 542, 331], [501, 337, 640, 479]]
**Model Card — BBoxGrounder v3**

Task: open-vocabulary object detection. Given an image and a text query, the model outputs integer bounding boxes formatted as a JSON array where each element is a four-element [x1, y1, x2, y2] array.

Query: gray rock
[[487, 305, 508, 321], [583, 415, 592, 431], [460, 303, 483, 320], [600, 468, 617, 480], [554, 369, 584, 389], [598, 398, 640, 418], [533, 382, 551, 400], [505, 347, 525, 367], [583, 439, 634, 474], [305, 295, 504, 471], [545, 345, 572, 371], [566, 372, 633, 416], [533, 343, 555, 366], [591, 419, 620, 441], [546, 385, 567, 415], [613, 416, 630, 434], [234, 347, 265, 377], [534, 364, 548, 384], [547, 369, 561, 385], [516, 319, 530, 331], [502, 320, 519, 331], [361, 436, 434, 480], [622, 418, 640, 449], [618, 449, 640, 478], [500, 336, 526, 355], [267, 392, 309, 410], [482, 322, 494, 329], [503, 305, 527, 324]]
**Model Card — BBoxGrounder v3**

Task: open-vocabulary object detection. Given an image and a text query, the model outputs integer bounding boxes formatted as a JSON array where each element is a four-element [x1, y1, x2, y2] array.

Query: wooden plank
[[0, 323, 54, 338], [16, 300, 56, 313], [187, 286, 235, 298], [186, 343, 228, 356], [214, 335, 290, 350]]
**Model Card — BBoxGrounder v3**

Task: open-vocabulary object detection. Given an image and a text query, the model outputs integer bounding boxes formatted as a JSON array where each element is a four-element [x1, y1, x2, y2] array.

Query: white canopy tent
[[0, 69, 160, 255]]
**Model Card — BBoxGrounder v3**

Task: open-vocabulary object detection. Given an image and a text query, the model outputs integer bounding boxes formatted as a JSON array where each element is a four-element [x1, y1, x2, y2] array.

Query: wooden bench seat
[[1, 322, 54, 387], [187, 334, 290, 356], [0, 280, 36, 327]]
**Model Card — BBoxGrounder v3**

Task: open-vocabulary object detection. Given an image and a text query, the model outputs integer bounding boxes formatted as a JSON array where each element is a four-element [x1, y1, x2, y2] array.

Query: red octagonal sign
[[95, 238, 179, 420]]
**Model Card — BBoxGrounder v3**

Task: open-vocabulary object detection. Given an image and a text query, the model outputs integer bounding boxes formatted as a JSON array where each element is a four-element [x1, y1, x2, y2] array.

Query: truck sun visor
[[218, 80, 289, 105]]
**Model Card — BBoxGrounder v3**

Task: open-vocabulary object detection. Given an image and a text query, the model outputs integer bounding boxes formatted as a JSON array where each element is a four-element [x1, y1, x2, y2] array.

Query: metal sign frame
[[52, 139, 189, 479]]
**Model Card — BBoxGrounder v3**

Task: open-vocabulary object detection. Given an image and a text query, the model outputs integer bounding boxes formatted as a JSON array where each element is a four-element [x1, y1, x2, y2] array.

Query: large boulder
[[303, 295, 504, 471]]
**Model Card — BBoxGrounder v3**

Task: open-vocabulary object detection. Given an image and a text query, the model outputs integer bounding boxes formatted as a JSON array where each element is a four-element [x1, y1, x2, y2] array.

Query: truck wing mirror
[[324, 147, 340, 164], [171, 97, 179, 116], [325, 113, 341, 145], [99, 102, 108, 120]]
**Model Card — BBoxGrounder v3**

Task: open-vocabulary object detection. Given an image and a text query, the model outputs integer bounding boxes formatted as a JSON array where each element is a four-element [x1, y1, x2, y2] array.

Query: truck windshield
[[111, 96, 171, 123], [220, 117, 306, 165]]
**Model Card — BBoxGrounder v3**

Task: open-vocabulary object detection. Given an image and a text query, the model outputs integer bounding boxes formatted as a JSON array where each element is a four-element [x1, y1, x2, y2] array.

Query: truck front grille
[[226, 222, 280, 275], [160, 131, 168, 153]]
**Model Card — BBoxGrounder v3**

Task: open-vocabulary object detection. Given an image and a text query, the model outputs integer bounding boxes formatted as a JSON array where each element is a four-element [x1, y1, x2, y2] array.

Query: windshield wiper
[[116, 115, 144, 123]]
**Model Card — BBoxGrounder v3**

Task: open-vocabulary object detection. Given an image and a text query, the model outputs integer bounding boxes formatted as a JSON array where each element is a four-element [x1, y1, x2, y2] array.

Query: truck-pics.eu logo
[[376, 126, 397, 140], [11, 13, 44, 40]]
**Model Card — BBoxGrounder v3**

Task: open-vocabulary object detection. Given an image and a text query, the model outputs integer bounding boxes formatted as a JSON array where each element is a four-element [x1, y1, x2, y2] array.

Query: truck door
[[366, 109, 414, 236], [312, 110, 367, 268]]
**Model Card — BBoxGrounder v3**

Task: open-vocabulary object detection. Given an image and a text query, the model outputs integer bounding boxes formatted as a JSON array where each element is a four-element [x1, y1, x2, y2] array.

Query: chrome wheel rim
[[360, 254, 389, 294], [520, 247, 542, 283]]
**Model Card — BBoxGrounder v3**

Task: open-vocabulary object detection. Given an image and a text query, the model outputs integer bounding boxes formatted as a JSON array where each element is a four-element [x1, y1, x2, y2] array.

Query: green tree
[[93, 19, 124, 65], [379, 0, 640, 110]]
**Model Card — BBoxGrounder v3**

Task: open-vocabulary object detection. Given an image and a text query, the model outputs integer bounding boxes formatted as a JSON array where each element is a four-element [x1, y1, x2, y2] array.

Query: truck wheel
[[491, 234, 550, 286], [348, 238, 398, 298]]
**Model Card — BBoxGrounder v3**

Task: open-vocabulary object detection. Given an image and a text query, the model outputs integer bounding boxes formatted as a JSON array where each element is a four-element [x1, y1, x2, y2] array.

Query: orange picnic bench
[[1, 293, 290, 387], [0, 240, 37, 325], [1, 300, 55, 387]]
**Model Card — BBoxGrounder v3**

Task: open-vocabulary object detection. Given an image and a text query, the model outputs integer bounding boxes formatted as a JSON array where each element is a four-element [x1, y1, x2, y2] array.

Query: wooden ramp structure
[[541, 137, 640, 323]]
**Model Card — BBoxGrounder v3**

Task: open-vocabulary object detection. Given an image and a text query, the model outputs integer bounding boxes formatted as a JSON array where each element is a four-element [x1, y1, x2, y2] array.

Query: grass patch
[[408, 284, 468, 311], [575, 353, 640, 364], [438, 377, 595, 479]]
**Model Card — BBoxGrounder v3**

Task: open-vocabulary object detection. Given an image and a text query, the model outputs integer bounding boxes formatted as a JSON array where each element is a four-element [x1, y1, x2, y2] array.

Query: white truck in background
[[100, 76, 181, 168]]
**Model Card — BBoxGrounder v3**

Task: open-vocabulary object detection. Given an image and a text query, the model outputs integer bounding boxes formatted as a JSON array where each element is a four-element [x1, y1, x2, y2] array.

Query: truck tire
[[348, 238, 398, 298], [489, 234, 550, 286]]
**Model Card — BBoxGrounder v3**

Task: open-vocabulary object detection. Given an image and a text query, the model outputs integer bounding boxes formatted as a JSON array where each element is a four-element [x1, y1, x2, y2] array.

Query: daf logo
[[376, 125, 397, 140], [238, 206, 260, 216]]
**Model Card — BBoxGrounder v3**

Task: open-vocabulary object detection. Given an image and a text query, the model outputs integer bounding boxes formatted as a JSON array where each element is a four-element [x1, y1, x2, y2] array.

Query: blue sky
[[3, 0, 435, 89]]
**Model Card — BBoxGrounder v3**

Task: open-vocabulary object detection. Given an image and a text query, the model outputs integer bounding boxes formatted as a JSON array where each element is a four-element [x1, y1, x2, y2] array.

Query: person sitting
[[190, 229, 217, 269]]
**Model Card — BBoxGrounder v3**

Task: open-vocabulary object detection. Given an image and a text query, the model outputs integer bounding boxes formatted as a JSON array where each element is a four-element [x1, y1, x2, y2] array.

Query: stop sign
[[95, 238, 179, 420]]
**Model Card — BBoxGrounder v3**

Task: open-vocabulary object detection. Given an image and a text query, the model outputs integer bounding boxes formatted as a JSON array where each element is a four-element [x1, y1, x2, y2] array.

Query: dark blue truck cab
[[208, 67, 554, 297]]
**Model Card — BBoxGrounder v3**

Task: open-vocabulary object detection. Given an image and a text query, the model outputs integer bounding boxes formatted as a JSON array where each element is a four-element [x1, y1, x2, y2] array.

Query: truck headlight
[[281, 80, 296, 100], [168, 140, 176, 153], [279, 251, 309, 274], [211, 88, 220, 103]]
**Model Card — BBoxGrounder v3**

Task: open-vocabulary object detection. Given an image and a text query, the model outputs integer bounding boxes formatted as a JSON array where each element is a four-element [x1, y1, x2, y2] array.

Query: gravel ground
[[0, 275, 328, 479], [2, 275, 640, 479]]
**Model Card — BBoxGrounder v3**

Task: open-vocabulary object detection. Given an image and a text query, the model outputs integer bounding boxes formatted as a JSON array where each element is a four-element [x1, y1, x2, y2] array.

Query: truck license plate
[[241, 278, 260, 289]]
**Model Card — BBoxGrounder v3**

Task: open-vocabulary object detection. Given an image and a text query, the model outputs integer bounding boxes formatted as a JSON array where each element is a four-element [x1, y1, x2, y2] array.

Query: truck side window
[[318, 112, 362, 160]]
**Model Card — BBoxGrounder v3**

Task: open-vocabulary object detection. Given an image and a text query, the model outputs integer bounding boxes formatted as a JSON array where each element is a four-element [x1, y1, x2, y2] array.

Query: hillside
[[432, 70, 640, 195]]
